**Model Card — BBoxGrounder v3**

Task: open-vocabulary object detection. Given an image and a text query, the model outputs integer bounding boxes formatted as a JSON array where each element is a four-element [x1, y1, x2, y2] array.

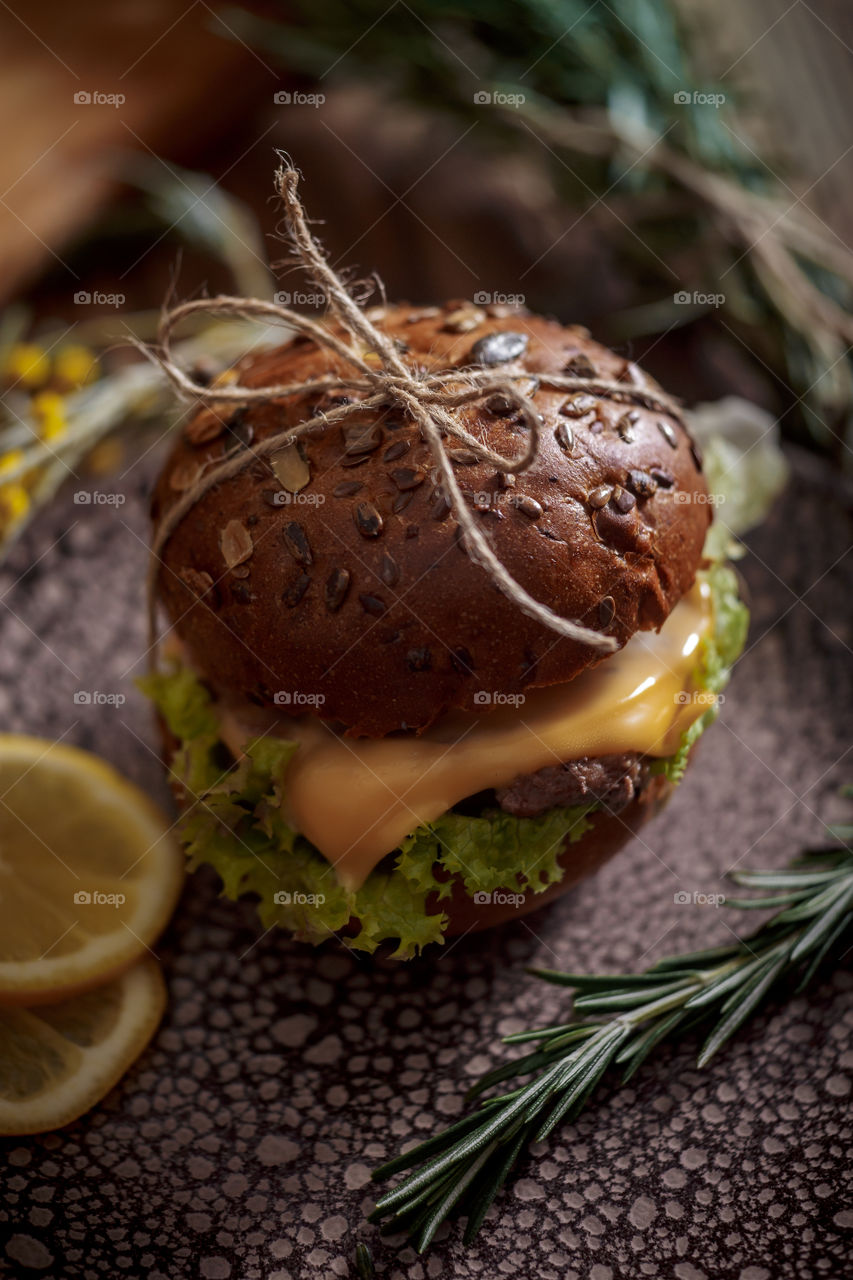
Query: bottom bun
[[158, 715, 676, 945], [436, 771, 675, 936]]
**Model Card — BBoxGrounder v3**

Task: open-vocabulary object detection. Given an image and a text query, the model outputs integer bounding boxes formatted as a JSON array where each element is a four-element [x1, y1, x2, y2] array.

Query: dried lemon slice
[[0, 956, 165, 1134], [0, 735, 183, 1003]]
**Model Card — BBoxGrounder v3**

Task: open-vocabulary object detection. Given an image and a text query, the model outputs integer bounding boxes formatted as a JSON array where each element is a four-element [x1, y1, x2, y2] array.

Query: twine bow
[[148, 165, 686, 656]]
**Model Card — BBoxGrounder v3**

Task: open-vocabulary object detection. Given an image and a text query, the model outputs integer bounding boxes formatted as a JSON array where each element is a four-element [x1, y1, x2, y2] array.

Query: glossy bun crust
[[152, 302, 710, 736]]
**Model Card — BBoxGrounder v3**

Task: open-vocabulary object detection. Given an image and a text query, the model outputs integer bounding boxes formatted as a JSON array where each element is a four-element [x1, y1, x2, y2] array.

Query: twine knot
[[146, 164, 685, 658]]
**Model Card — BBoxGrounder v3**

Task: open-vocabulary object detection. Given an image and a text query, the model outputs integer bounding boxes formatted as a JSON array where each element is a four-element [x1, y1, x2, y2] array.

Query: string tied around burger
[[146, 164, 686, 655]]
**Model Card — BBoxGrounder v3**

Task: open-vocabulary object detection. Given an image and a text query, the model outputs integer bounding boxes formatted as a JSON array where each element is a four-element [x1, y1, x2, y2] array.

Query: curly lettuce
[[139, 564, 747, 957], [651, 560, 748, 787], [140, 658, 595, 957]]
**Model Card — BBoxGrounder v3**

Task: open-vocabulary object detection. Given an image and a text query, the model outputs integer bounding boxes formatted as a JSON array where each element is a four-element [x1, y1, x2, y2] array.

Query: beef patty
[[496, 753, 649, 818]]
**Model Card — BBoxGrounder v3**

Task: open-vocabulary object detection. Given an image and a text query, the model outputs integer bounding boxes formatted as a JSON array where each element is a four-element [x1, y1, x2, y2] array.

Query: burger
[[142, 300, 747, 957]]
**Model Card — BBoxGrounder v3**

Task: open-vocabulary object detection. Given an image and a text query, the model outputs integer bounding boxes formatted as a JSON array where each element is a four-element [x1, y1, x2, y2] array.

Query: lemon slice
[[0, 735, 183, 1003], [0, 956, 166, 1134]]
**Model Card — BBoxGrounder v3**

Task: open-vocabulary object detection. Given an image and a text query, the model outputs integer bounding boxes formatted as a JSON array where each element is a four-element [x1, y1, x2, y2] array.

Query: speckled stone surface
[[0, 446, 851, 1280]]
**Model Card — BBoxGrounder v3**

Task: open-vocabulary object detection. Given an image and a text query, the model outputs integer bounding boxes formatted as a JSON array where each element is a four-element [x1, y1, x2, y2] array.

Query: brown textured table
[[0, 445, 851, 1280]]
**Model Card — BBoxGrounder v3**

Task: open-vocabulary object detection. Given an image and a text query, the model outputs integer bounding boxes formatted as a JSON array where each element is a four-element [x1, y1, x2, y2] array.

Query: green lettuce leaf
[[138, 564, 747, 956], [138, 665, 595, 957], [651, 559, 748, 786], [138, 664, 222, 795], [688, 396, 788, 545], [398, 806, 593, 901]]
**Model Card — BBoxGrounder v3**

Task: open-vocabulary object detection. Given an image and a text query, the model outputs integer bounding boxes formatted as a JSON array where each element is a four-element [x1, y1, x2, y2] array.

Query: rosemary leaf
[[461, 1122, 534, 1244], [696, 953, 790, 1067], [789, 880, 853, 962]]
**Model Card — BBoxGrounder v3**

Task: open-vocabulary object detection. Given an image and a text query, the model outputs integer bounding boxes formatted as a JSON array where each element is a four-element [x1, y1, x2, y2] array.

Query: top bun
[[151, 302, 711, 737]]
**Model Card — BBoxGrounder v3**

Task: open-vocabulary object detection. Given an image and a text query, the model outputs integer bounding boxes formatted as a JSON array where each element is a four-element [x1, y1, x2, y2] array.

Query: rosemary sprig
[[370, 802, 853, 1251]]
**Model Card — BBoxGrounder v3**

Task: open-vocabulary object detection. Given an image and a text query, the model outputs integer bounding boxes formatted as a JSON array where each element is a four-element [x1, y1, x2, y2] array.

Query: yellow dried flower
[[54, 344, 98, 389], [0, 449, 25, 478], [32, 391, 68, 443], [3, 343, 50, 390], [0, 484, 30, 524]]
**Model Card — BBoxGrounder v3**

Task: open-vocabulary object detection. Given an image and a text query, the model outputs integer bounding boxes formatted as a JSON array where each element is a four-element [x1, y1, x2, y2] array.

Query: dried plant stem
[[517, 104, 853, 347]]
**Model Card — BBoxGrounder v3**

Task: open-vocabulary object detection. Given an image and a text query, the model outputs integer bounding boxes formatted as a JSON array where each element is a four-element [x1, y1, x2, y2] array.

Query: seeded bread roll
[[152, 302, 710, 737]]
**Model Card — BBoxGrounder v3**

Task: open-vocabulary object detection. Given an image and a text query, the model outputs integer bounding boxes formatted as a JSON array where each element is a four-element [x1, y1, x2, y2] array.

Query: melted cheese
[[214, 581, 714, 891]]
